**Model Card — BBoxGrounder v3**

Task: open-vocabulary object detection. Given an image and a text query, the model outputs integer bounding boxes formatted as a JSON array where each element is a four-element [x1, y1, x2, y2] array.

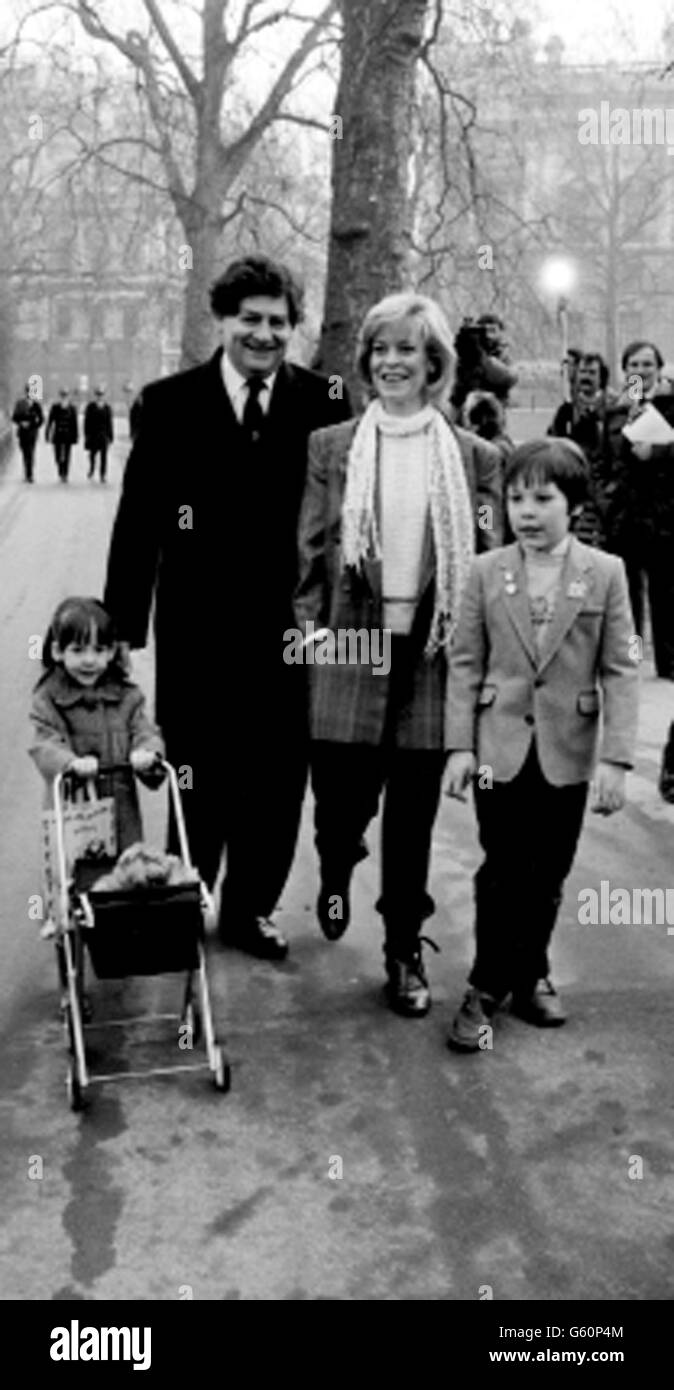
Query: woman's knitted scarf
[[341, 400, 475, 654]]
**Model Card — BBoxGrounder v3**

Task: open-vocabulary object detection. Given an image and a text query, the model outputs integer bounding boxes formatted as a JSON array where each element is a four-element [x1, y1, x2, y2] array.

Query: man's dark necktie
[[241, 376, 266, 444]]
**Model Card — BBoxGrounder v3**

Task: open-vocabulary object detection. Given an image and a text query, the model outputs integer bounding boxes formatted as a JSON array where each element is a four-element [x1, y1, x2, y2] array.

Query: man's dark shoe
[[447, 987, 497, 1052], [317, 881, 351, 941], [511, 978, 566, 1027], [219, 915, 289, 961], [385, 937, 439, 1017]]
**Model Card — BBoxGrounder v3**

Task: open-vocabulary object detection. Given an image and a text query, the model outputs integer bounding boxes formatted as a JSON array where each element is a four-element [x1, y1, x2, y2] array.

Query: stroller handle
[[52, 759, 194, 927]]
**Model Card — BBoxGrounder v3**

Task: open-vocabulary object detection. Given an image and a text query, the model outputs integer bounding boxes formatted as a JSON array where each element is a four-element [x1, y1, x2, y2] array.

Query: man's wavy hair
[[356, 291, 455, 405], [209, 255, 303, 327]]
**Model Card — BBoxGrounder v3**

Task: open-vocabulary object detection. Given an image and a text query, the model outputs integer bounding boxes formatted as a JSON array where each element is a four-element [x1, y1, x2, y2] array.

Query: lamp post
[[540, 257, 577, 403]]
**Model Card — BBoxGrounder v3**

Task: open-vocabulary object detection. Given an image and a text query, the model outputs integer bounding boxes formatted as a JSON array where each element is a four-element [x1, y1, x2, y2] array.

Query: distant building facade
[[11, 272, 184, 411]]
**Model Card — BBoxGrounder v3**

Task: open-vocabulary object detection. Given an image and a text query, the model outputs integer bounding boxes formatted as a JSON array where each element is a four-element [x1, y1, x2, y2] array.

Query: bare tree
[[542, 132, 674, 378], [409, 9, 556, 353], [65, 0, 339, 366], [317, 0, 430, 402]]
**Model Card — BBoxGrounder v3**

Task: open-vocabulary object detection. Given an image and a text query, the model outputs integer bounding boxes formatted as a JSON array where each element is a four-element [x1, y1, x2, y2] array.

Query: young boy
[[444, 438, 639, 1051]]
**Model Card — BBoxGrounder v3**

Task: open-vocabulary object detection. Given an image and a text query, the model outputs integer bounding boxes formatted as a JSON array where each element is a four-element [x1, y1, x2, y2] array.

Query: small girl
[[29, 596, 165, 857]]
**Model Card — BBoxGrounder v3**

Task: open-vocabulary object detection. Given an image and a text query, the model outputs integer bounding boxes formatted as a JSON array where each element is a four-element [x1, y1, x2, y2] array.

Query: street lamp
[[540, 257, 577, 402]]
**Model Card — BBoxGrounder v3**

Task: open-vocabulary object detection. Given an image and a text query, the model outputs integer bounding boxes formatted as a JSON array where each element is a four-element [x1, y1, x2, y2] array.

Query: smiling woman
[[369, 319, 430, 415], [294, 290, 495, 1018], [357, 293, 453, 414]]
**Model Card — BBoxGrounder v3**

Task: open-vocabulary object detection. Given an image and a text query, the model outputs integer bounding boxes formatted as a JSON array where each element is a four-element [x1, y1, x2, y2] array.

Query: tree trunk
[[179, 196, 223, 370], [317, 0, 429, 404]]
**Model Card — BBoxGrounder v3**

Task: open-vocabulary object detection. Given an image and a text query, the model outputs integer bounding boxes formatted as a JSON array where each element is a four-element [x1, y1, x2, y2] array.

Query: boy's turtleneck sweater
[[521, 533, 571, 652]]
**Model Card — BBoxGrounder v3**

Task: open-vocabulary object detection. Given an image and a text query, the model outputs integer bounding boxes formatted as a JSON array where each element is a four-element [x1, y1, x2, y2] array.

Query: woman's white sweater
[[380, 423, 430, 634]]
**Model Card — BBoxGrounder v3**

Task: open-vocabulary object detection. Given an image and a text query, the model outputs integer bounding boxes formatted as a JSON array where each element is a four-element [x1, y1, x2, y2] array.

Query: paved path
[[1, 435, 673, 1301]]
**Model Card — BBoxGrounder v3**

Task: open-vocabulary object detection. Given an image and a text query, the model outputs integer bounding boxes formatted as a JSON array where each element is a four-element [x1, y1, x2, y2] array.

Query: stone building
[[11, 272, 183, 415]]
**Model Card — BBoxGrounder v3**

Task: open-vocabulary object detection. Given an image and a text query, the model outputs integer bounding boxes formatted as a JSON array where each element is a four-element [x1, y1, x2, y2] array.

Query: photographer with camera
[[449, 313, 518, 420]]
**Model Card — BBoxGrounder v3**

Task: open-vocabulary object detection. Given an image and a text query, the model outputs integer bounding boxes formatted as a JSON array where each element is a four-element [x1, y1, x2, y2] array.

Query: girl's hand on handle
[[444, 751, 476, 801], [130, 748, 158, 775], [70, 755, 99, 779], [590, 762, 626, 815]]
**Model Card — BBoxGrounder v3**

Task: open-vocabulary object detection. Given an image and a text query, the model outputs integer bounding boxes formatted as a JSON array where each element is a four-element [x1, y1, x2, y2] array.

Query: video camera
[[451, 314, 516, 411]]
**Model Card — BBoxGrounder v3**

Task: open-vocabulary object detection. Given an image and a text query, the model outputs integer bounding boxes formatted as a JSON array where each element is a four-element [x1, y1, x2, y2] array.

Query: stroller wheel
[[212, 1046, 231, 1094], [66, 1062, 86, 1112]]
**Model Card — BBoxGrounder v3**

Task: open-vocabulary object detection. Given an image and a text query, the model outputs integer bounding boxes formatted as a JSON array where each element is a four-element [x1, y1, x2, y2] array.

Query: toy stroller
[[50, 759, 230, 1111]]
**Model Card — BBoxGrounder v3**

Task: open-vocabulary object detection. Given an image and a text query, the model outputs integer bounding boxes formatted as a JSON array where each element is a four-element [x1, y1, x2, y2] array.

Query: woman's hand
[[70, 755, 99, 779], [590, 762, 626, 815], [130, 748, 158, 775], [631, 441, 652, 461], [444, 751, 476, 801]]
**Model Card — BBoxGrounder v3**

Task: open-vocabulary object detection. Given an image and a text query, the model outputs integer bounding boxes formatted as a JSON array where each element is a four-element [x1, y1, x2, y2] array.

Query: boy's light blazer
[[445, 537, 639, 785]]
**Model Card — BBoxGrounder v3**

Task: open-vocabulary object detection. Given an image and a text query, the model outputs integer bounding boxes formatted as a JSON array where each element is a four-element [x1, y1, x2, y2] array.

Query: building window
[[125, 305, 140, 339], [55, 302, 72, 337], [105, 305, 123, 340], [89, 303, 103, 340]]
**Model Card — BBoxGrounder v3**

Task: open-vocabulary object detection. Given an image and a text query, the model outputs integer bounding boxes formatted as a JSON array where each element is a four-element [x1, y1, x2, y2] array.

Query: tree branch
[[141, 0, 201, 101], [226, 0, 337, 171], [272, 112, 331, 133]]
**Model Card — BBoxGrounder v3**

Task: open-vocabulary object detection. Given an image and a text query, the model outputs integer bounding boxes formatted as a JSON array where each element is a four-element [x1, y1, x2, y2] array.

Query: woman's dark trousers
[[310, 637, 447, 959]]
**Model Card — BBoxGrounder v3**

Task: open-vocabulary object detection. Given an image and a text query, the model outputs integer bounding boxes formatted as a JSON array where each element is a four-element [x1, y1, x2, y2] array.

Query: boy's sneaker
[[447, 987, 497, 1052], [511, 978, 566, 1027]]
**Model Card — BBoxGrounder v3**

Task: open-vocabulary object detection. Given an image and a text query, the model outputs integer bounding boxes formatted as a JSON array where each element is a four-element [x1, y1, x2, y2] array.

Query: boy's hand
[[444, 751, 476, 801], [70, 755, 99, 779], [130, 748, 158, 775], [590, 762, 626, 815]]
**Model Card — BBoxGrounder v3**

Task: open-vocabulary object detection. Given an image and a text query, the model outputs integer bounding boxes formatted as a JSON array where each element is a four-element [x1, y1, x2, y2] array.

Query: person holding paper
[[602, 341, 674, 679]]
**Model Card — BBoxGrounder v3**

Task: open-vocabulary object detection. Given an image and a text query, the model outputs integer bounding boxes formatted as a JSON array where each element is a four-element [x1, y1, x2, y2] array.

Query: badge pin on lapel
[[567, 579, 587, 599], [503, 570, 517, 595]]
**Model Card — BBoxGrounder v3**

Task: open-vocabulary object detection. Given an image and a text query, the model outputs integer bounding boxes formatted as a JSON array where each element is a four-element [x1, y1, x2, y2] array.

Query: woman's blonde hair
[[356, 291, 455, 404]]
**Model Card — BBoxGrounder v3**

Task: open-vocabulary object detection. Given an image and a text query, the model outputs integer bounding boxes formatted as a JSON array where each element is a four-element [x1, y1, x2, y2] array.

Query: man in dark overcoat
[[84, 385, 114, 481], [46, 388, 78, 482], [104, 255, 351, 959], [12, 383, 44, 482]]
